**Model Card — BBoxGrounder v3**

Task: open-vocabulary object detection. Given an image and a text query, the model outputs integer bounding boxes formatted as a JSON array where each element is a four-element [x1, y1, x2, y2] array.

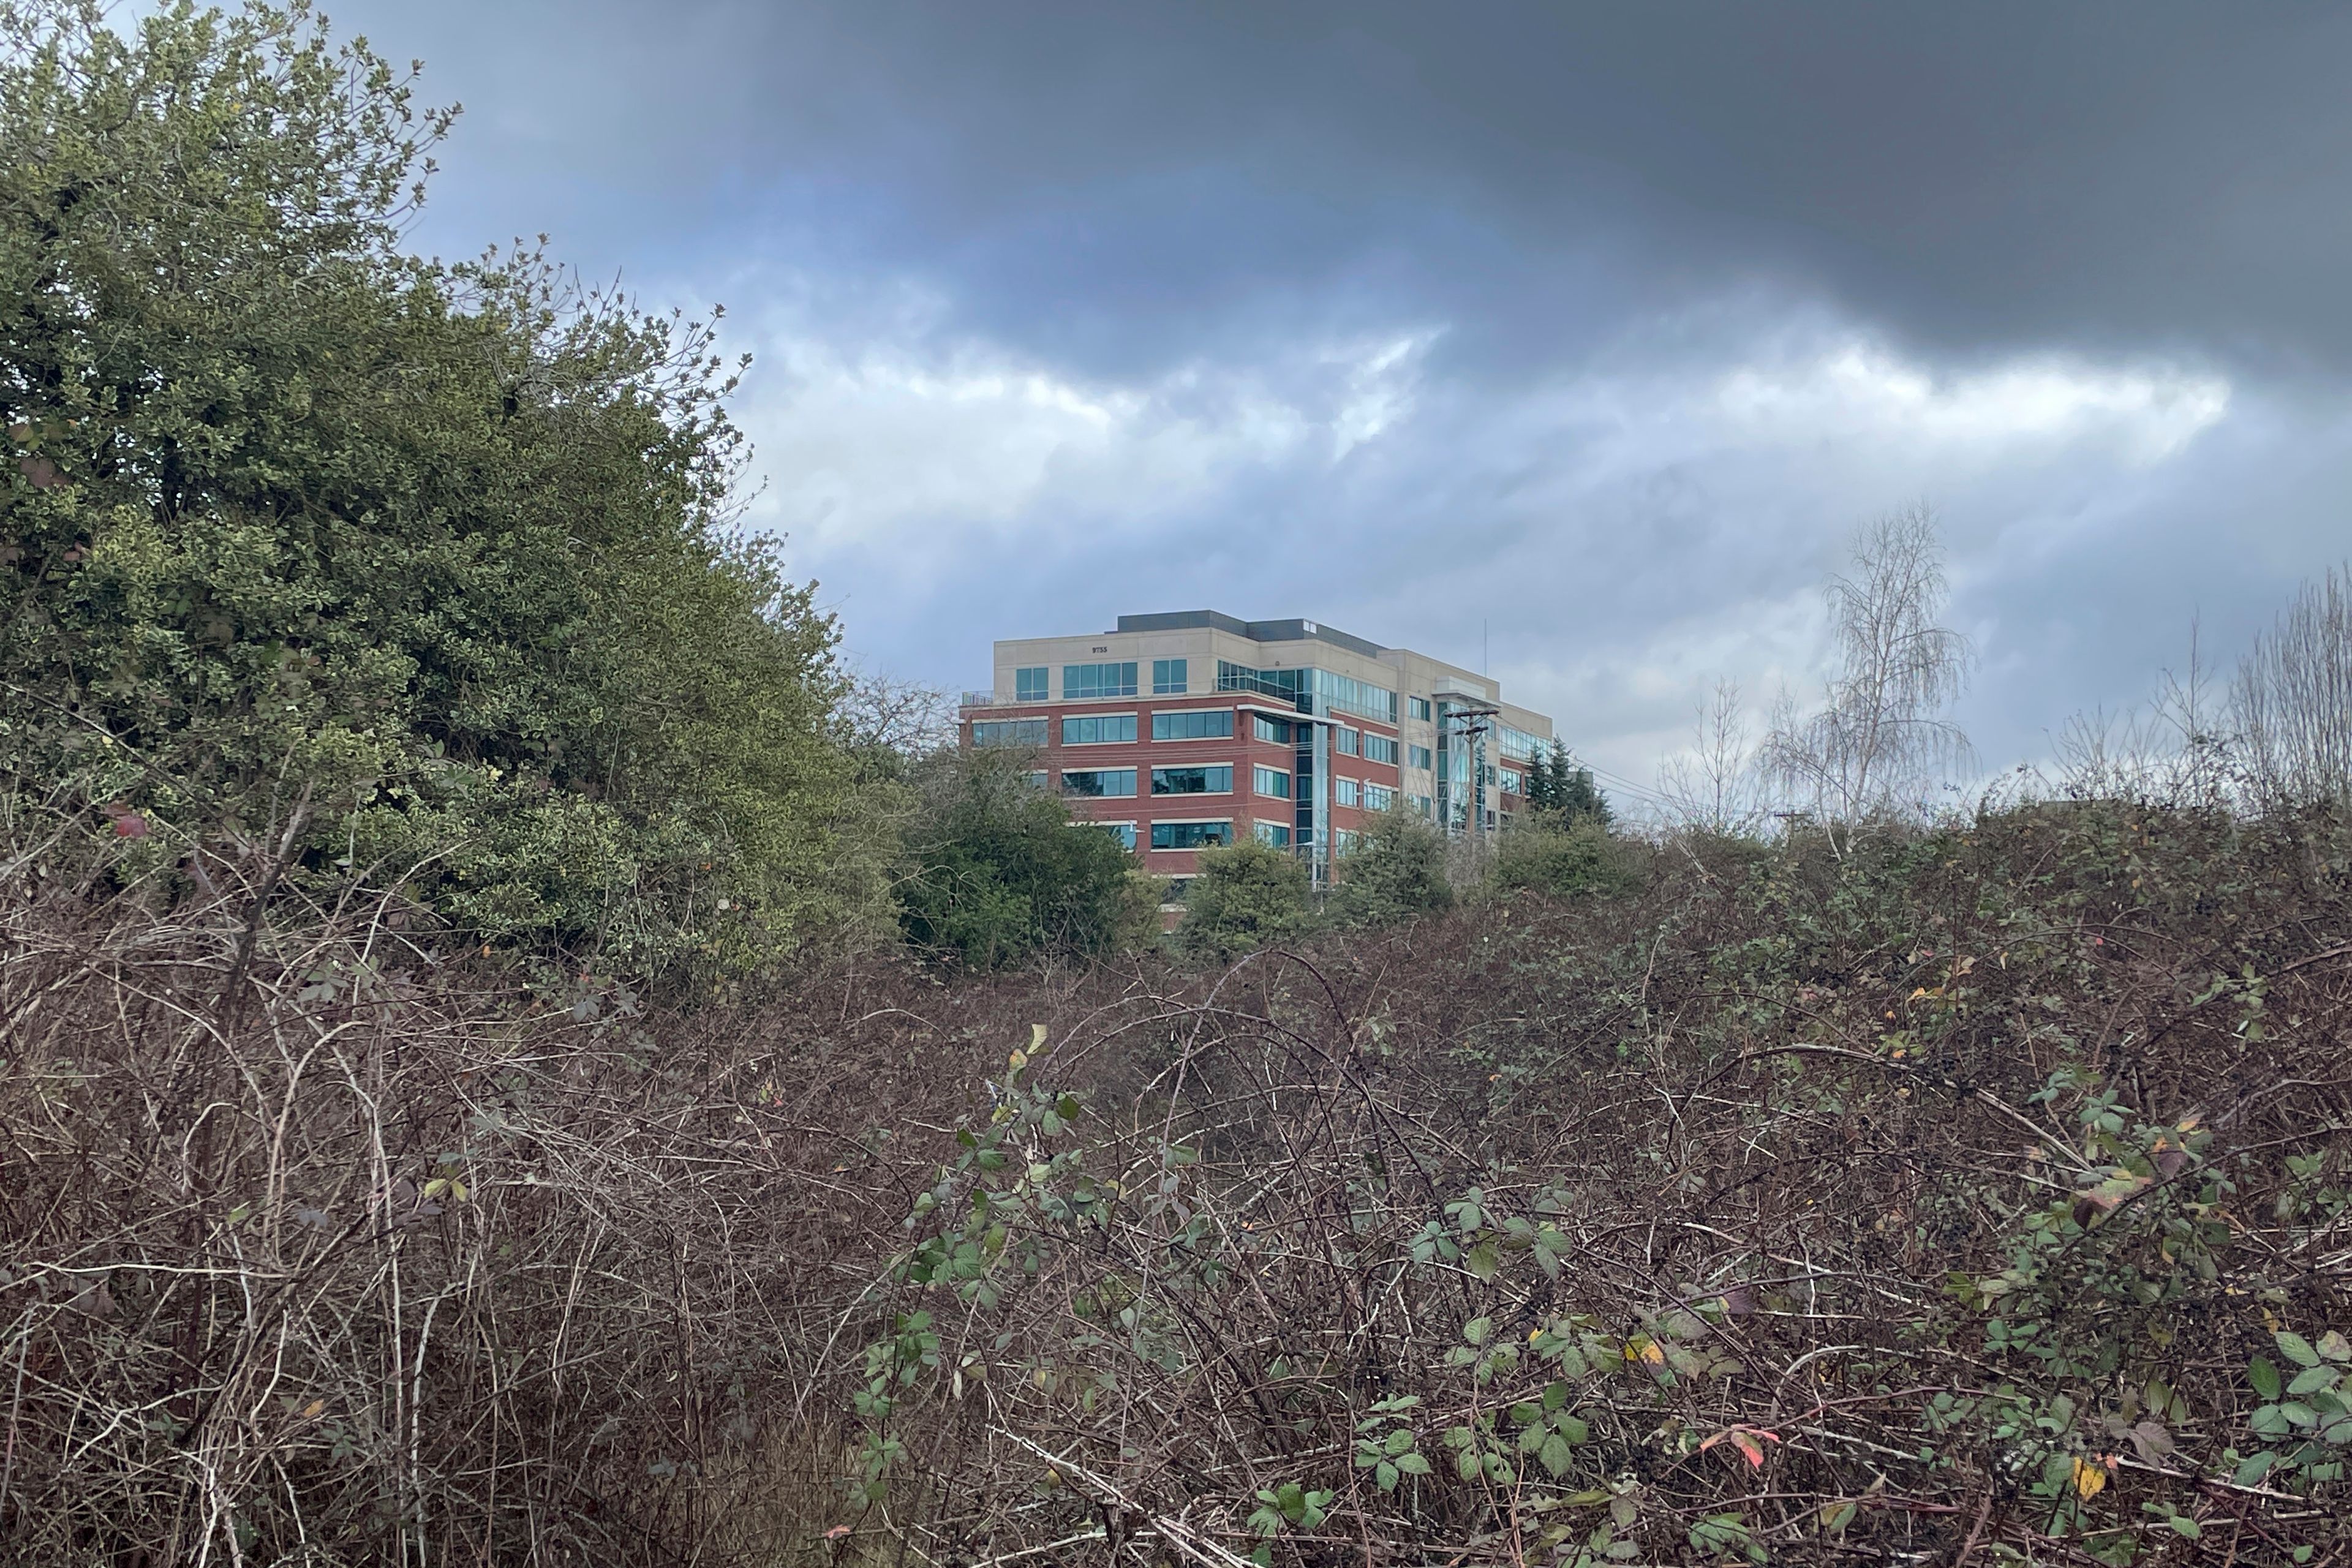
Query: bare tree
[[1656, 679, 1763, 835], [2233, 561, 2352, 811], [2053, 617, 2234, 808], [834, 667, 959, 760], [1762, 503, 1975, 843]]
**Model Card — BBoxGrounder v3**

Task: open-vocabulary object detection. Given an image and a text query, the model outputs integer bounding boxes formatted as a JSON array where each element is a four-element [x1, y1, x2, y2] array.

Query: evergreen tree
[[1557, 761, 1611, 827], [1530, 741, 1610, 827], [1526, 746, 1556, 810]]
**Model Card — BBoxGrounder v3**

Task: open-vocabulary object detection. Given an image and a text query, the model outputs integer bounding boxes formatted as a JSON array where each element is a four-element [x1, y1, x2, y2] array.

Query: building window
[[1333, 828, 1360, 856], [1499, 769, 1521, 794], [1152, 765, 1232, 796], [1499, 725, 1545, 761], [971, 718, 1048, 747], [1253, 765, 1291, 799], [1363, 733, 1399, 766], [1025, 772, 1050, 791], [1152, 708, 1234, 741], [1061, 768, 1137, 798], [1061, 714, 1137, 745], [1408, 696, 1433, 722], [1363, 783, 1396, 812], [1152, 658, 1188, 695], [1313, 669, 1399, 725], [1151, 820, 1231, 850], [1253, 821, 1292, 848], [1335, 727, 1360, 756], [1408, 744, 1433, 771], [1063, 661, 1137, 699], [1409, 793, 1434, 818], [1216, 661, 1308, 703], [1099, 821, 1138, 850], [1333, 776, 1359, 808], [1014, 666, 1048, 702], [1252, 714, 1292, 744]]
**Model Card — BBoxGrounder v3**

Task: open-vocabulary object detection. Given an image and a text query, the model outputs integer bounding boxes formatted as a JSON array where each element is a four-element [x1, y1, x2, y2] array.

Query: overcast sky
[[335, 0, 2352, 804]]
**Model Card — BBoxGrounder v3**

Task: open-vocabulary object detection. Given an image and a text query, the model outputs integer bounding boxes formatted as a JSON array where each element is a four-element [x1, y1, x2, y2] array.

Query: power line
[[1568, 756, 1673, 809]]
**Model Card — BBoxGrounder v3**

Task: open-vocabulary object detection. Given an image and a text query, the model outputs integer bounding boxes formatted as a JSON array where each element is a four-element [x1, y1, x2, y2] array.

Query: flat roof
[[1110, 610, 1388, 660]]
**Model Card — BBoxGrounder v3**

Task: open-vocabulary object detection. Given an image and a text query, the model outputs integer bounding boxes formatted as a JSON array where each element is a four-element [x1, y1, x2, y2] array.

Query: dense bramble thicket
[[2, 2, 878, 975], [5, 799, 2346, 1565]]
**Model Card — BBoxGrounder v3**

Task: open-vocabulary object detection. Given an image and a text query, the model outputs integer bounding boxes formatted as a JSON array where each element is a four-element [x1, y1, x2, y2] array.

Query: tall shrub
[[1177, 838, 1311, 960], [898, 750, 1143, 968], [1329, 809, 1452, 927]]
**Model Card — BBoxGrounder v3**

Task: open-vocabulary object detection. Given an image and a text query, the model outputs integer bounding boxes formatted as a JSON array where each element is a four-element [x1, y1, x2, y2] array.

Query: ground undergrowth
[[3, 801, 2348, 1565]]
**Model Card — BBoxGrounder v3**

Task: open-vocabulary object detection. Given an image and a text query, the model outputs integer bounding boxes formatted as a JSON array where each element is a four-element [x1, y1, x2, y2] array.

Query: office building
[[959, 611, 1555, 885]]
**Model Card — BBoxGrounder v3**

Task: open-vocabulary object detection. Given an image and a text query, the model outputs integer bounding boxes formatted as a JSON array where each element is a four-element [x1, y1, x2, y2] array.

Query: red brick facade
[[967, 695, 1409, 880]]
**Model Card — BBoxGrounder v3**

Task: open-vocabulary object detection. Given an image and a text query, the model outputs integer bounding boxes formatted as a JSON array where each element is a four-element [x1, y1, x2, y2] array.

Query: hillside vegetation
[[7, 6, 2352, 1567]]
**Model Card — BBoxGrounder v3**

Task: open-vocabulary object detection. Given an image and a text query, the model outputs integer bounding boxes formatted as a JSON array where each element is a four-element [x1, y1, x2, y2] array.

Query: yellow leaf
[[1030, 1023, 1047, 1050], [301, 1398, 325, 1419], [2071, 1457, 2108, 1500], [1008, 1049, 1027, 1070]]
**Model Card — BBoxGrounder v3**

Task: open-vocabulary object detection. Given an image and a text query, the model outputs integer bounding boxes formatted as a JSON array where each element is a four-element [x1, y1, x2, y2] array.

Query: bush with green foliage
[[897, 751, 1147, 968], [1, 1, 877, 974], [1488, 816, 1641, 899], [1328, 808, 1452, 927], [1178, 837, 1312, 959]]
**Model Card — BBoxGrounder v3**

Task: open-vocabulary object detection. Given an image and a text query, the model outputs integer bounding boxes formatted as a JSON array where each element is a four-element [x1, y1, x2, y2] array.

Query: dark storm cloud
[[375, 1, 2352, 374], [329, 0, 2352, 794]]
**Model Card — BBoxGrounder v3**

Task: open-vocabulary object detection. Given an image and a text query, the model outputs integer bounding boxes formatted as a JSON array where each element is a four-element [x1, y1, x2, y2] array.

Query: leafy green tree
[[898, 750, 1143, 968], [1328, 809, 1452, 927], [1, 1, 876, 974], [1177, 838, 1312, 960]]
